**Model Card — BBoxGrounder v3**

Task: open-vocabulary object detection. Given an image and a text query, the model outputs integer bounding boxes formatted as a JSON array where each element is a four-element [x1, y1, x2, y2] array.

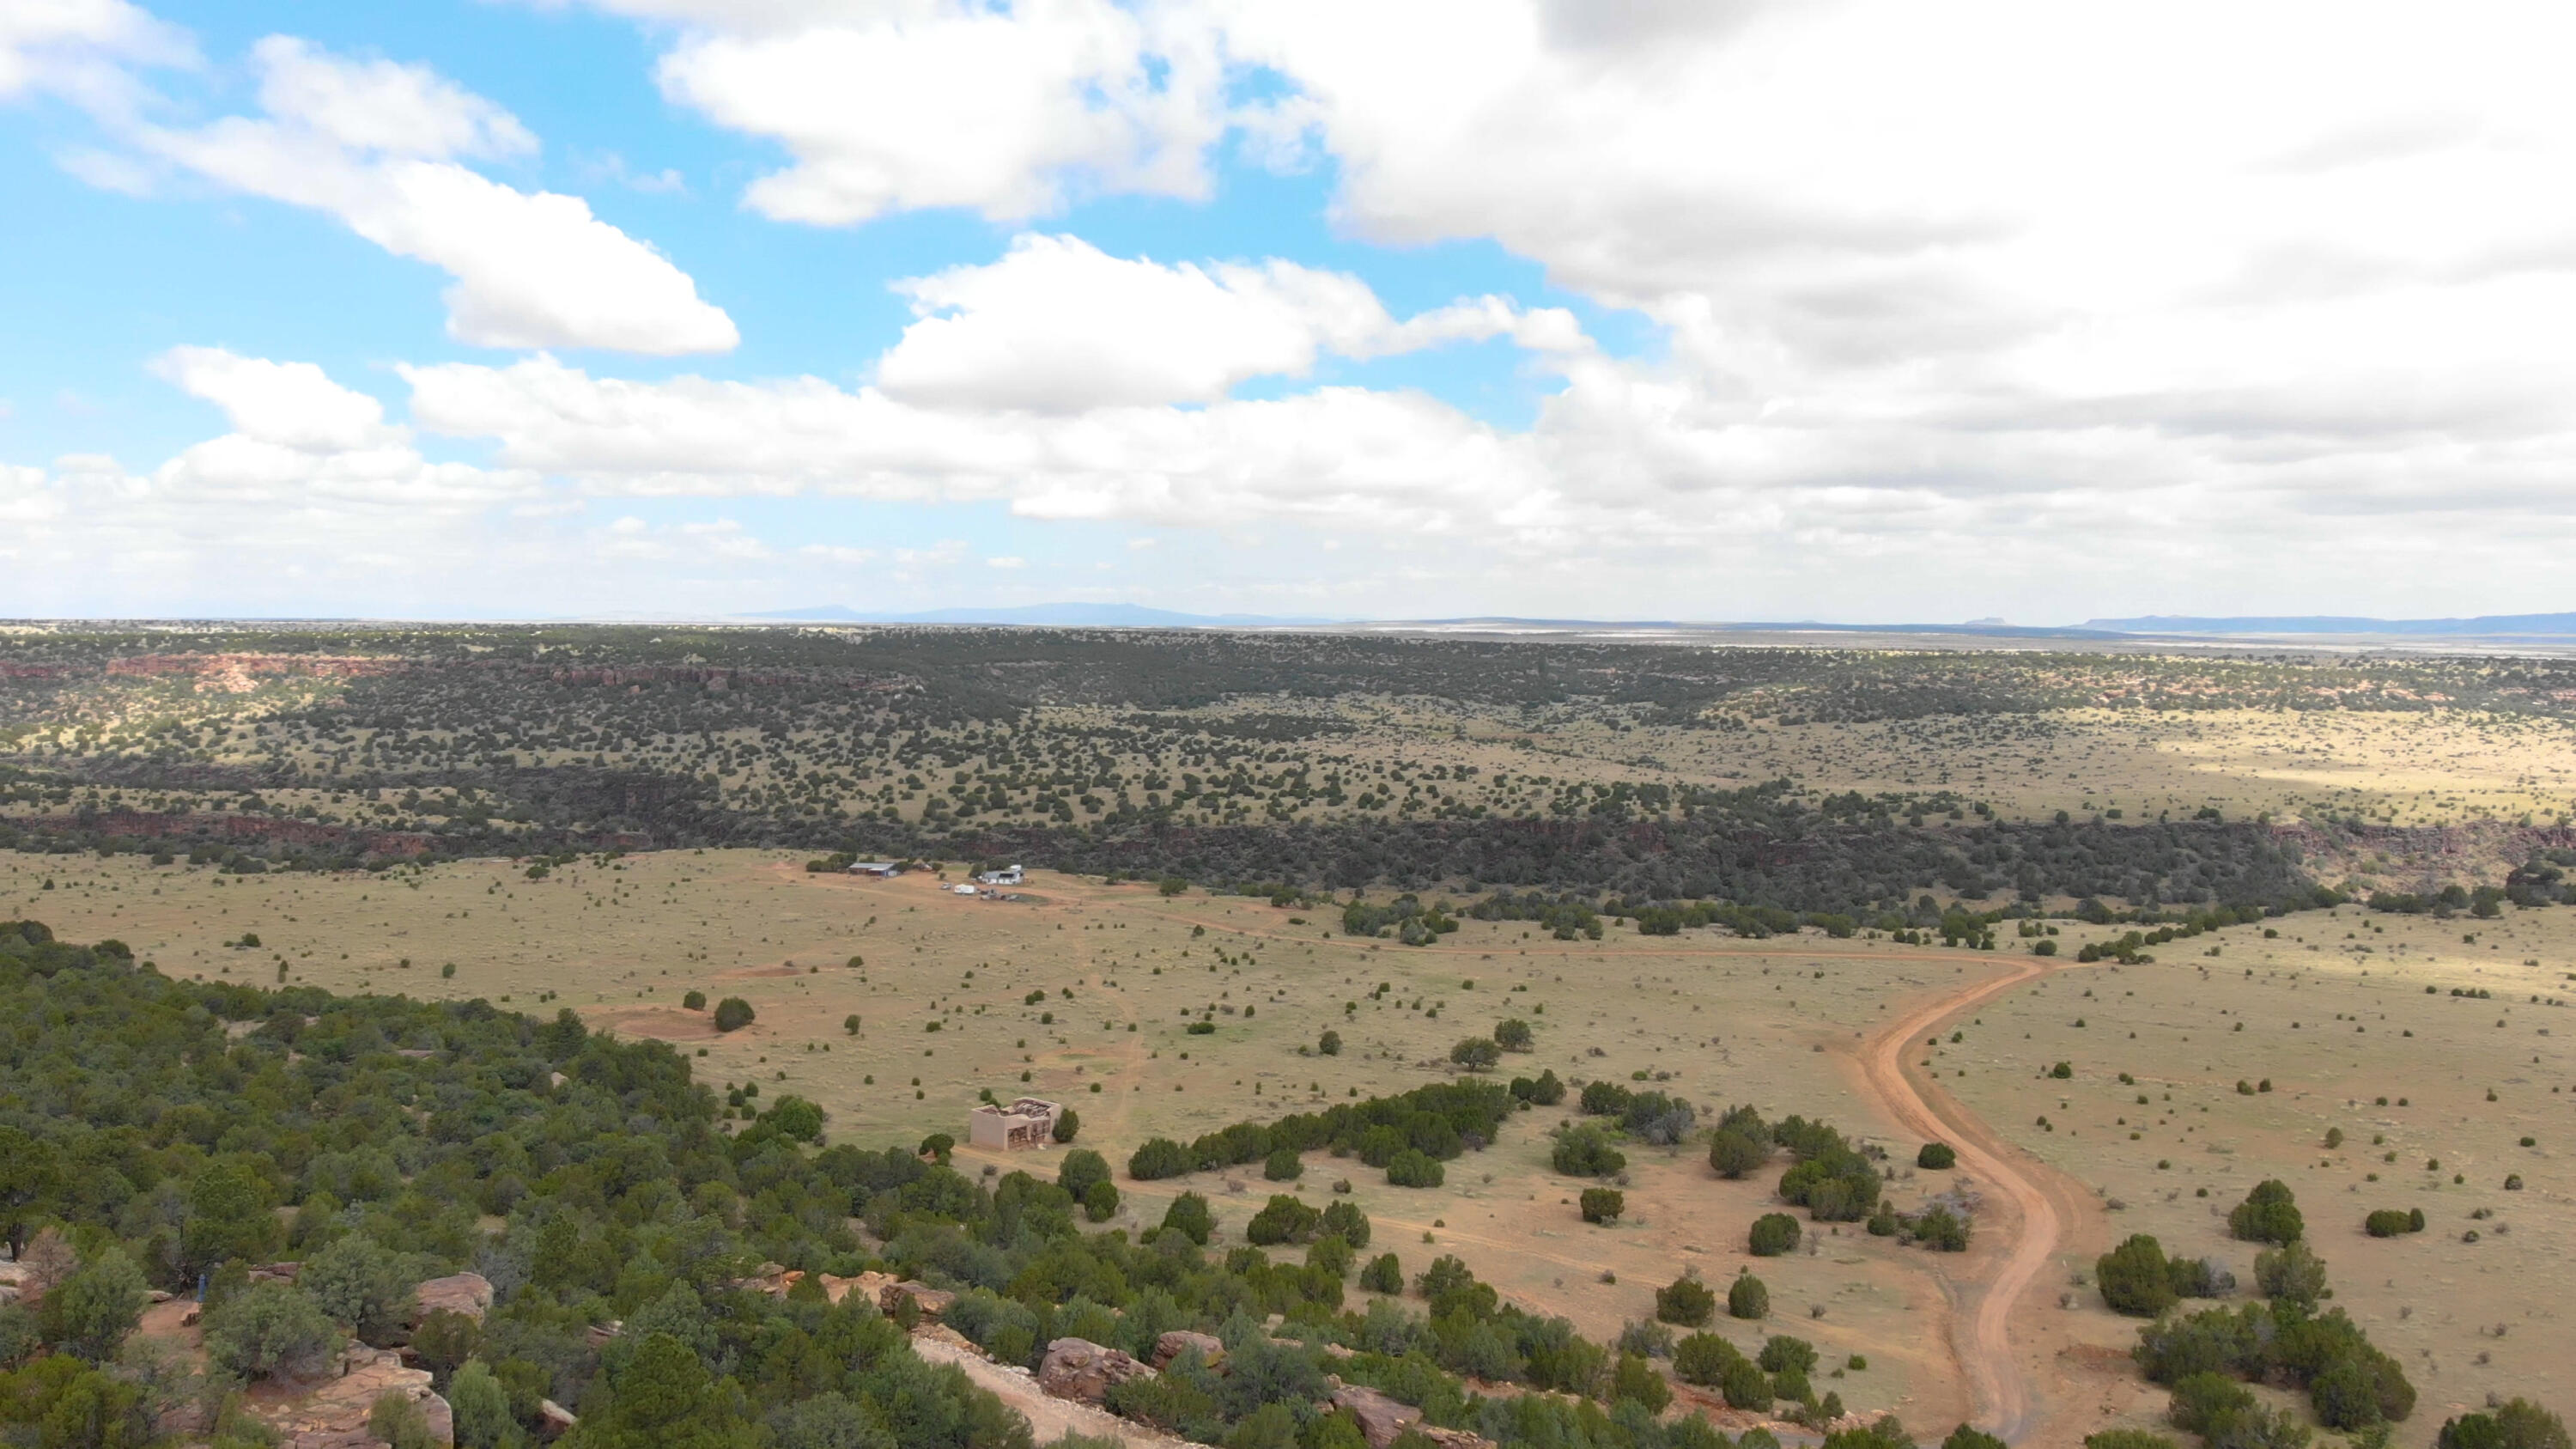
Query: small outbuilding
[[848, 861, 903, 879], [969, 1097, 1062, 1150]]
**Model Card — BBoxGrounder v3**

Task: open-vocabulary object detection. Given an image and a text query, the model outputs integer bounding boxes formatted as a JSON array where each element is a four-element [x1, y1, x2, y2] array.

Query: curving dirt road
[[1856, 955, 2098, 1445]]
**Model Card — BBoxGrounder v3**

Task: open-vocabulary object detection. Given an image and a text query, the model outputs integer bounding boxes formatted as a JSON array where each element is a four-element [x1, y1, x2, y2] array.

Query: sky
[[4, 0, 2575, 624]]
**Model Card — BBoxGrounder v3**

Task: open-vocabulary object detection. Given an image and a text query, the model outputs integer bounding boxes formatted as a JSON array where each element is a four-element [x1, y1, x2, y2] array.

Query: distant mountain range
[[746, 602, 1338, 627], [2087, 612, 2576, 636], [744, 602, 2576, 639]]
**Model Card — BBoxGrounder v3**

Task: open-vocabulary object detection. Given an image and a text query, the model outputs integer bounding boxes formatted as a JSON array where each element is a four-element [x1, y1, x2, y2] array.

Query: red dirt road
[[1856, 955, 2098, 1444]]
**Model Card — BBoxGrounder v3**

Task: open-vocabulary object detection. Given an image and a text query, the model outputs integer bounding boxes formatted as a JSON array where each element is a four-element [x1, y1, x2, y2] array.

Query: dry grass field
[[25, 843, 2567, 1440]]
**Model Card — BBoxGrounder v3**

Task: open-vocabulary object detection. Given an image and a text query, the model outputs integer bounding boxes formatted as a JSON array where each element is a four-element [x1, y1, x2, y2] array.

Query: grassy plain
[[1935, 908, 2576, 1444], [27, 843, 2570, 1440]]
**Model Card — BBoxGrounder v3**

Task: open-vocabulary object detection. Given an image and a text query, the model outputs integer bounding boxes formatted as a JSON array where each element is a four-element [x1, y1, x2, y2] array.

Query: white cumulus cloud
[[117, 37, 737, 355], [546, 0, 1223, 224], [875, 233, 1581, 411]]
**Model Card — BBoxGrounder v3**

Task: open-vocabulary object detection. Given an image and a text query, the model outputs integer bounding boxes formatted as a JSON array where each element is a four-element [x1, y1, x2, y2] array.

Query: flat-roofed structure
[[968, 1097, 1061, 1150]]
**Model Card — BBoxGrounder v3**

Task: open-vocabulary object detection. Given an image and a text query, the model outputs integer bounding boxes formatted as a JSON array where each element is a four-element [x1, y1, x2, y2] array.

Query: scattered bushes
[[1125, 1081, 1515, 1181], [2437, 1398, 2572, 1449]]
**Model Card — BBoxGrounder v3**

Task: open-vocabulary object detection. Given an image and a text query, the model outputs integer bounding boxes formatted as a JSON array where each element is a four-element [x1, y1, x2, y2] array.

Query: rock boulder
[[1150, 1330, 1226, 1370], [1331, 1385, 1422, 1449], [1036, 1338, 1157, 1404], [266, 1347, 453, 1449], [880, 1281, 956, 1318], [413, 1273, 494, 1324]]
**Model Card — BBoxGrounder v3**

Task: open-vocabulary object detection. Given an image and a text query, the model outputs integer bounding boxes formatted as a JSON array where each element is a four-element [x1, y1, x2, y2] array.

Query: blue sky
[[5, 0, 2574, 622]]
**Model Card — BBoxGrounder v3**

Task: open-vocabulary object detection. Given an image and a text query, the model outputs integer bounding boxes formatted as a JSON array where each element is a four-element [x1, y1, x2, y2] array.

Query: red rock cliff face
[[103, 654, 411, 680], [18, 810, 435, 858]]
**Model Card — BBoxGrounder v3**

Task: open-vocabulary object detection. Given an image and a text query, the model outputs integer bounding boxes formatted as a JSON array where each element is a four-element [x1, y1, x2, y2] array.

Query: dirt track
[[1854, 955, 2098, 1445]]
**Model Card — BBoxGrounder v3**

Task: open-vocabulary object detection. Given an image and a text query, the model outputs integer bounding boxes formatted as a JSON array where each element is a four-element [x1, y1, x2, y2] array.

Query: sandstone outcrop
[[1150, 1330, 1225, 1370], [412, 1273, 493, 1323], [1330, 1385, 1421, 1449], [1037, 1338, 1157, 1404], [265, 1347, 453, 1449]]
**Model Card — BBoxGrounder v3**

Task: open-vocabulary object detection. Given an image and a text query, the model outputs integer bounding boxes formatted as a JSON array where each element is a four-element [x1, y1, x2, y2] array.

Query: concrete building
[[968, 1097, 1062, 1150]]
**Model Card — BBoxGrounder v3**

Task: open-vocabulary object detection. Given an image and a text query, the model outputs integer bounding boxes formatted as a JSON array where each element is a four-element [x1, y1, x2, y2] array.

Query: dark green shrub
[[2253, 1240, 2326, 1310], [203, 1281, 337, 1380], [1059, 1148, 1111, 1201], [2364, 1209, 2416, 1238], [712, 996, 754, 1032], [1053, 1108, 1080, 1143], [1672, 1332, 1740, 1386], [1709, 1129, 1769, 1178], [1758, 1336, 1817, 1374], [1749, 1212, 1801, 1257], [1265, 1148, 1303, 1181], [2166, 1372, 2253, 1435], [1385, 1149, 1444, 1188], [1719, 1353, 1772, 1409], [2229, 1179, 2303, 1244], [1510, 1069, 1565, 1105], [682, 989, 706, 1010], [2437, 1398, 2572, 1449], [1911, 1204, 1969, 1252], [1728, 1271, 1770, 1321], [1655, 1274, 1716, 1326], [43, 1248, 148, 1363], [1246, 1195, 1321, 1245], [1580, 1188, 1625, 1224], [1917, 1142, 1957, 1170], [1130, 1137, 1193, 1179], [1449, 1038, 1501, 1071], [1610, 1353, 1670, 1413], [1319, 1200, 1370, 1248], [2096, 1235, 2178, 1317], [1358, 1253, 1403, 1294], [1083, 1180, 1120, 1222], [1552, 1123, 1626, 1178], [1163, 1191, 1213, 1245]]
